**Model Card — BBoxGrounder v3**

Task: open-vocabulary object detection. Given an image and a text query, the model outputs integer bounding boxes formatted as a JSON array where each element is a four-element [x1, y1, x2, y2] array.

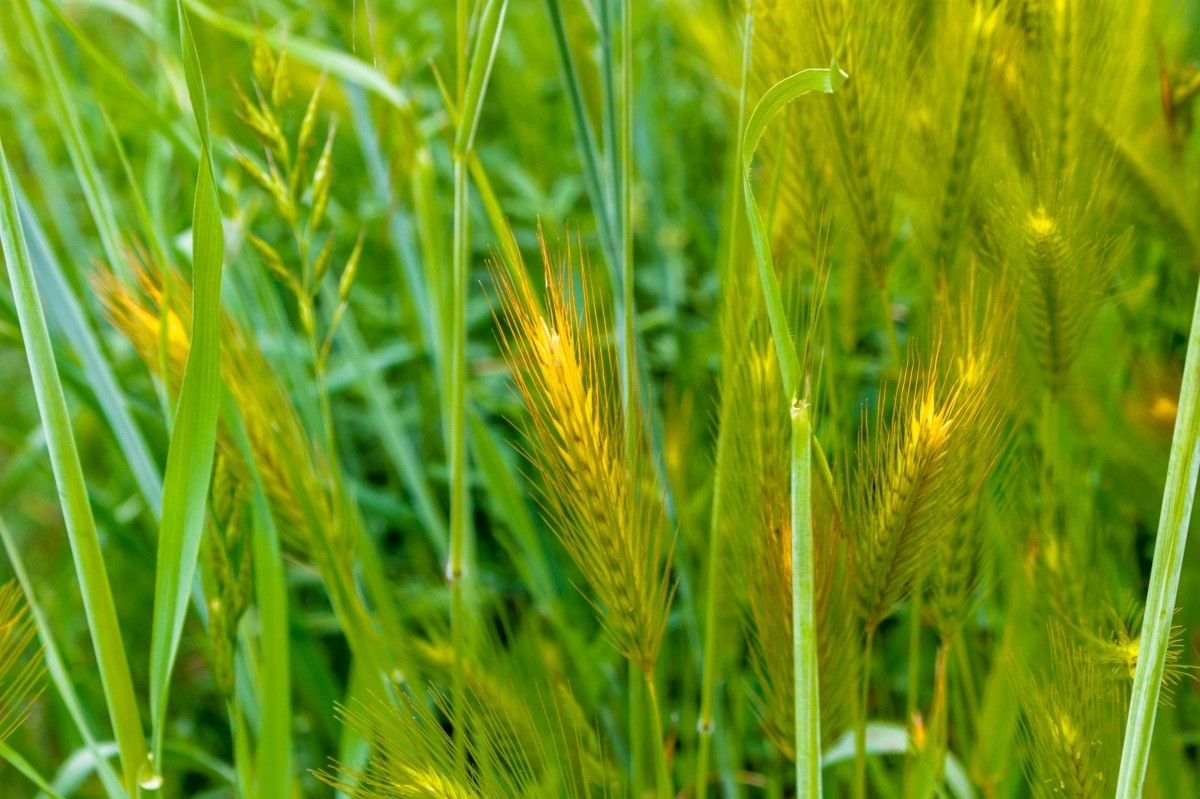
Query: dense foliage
[[2, 1, 1200, 797]]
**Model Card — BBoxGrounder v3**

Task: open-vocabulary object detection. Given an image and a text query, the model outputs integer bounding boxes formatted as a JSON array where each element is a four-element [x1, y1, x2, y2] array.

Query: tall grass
[[0, 1, 1199, 798]]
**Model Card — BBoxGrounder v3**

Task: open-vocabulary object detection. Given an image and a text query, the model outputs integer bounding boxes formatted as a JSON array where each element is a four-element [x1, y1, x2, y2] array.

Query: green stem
[[630, 662, 646, 792], [695, 11, 753, 799], [449, 154, 471, 775], [1116, 275, 1200, 797], [792, 403, 822, 797], [619, 0, 636, 458], [449, 0, 470, 773], [906, 592, 922, 725], [855, 624, 876, 799], [645, 670, 673, 799], [879, 284, 901, 366]]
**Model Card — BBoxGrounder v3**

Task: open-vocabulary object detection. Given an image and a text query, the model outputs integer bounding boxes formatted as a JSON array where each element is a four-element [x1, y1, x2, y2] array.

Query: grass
[[0, 1, 1199, 798]]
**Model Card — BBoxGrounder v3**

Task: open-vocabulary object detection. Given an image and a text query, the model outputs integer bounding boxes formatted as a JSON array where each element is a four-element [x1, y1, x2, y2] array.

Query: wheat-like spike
[[927, 274, 1015, 640], [319, 691, 487, 799], [1015, 623, 1125, 799], [1006, 197, 1121, 398], [319, 660, 608, 799], [493, 230, 673, 676], [0, 581, 43, 745], [853, 334, 1006, 631]]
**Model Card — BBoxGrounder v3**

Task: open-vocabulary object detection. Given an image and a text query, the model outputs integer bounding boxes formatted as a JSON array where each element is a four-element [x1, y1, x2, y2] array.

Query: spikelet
[[95, 262, 328, 557], [319, 690, 493, 799], [918, 3, 1001, 274], [493, 231, 673, 676], [318, 675, 609, 799], [1083, 598, 1193, 705], [926, 275, 1014, 641], [1015, 624, 1124, 799], [809, 0, 916, 290], [852, 332, 1006, 631], [1001, 198, 1121, 397], [0, 581, 43, 743], [206, 454, 253, 700]]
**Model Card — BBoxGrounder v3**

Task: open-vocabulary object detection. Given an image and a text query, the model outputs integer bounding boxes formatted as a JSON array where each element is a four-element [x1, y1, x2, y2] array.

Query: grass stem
[[791, 403, 822, 797]]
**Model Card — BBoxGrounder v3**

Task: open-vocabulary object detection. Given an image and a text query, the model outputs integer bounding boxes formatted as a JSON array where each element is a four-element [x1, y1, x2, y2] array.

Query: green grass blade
[[225, 410, 291, 799], [0, 134, 147, 795], [454, 0, 509, 156], [13, 184, 163, 516], [147, 0, 225, 771], [0, 742, 68, 799], [541, 0, 618, 267], [1116, 277, 1200, 797], [11, 0, 128, 277], [0, 516, 126, 799]]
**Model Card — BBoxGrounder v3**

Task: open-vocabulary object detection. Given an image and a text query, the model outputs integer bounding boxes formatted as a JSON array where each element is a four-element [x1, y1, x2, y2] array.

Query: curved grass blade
[[741, 54, 846, 798], [742, 61, 846, 401], [1116, 277, 1200, 797], [147, 0, 225, 772], [0, 135, 147, 795]]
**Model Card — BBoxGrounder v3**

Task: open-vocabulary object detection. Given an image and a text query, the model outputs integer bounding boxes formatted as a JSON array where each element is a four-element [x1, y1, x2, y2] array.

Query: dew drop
[[138, 755, 164, 791]]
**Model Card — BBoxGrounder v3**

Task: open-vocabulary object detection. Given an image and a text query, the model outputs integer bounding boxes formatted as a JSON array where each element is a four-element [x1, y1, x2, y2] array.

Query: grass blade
[[742, 59, 846, 400], [1116, 276, 1200, 797], [454, 0, 510, 156], [146, 0, 225, 772], [0, 516, 126, 799], [0, 134, 146, 795], [13, 184, 163, 516]]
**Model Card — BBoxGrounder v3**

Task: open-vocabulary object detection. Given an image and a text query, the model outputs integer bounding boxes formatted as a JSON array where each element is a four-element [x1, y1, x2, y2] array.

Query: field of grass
[[1, 0, 1200, 797]]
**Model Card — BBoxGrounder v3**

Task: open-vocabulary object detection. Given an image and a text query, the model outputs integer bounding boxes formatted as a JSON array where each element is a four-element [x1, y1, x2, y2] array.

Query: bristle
[[1015, 624, 1124, 799], [0, 582, 43, 744]]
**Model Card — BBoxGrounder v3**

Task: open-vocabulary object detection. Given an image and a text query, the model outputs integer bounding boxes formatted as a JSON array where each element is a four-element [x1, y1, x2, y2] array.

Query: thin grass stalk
[[541, 0, 618, 269], [616, 1, 659, 792], [694, 20, 752, 784], [645, 671, 672, 799], [0, 136, 146, 795], [1115, 276, 1200, 797], [630, 660, 645, 791], [450, 0, 470, 774], [620, 0, 636, 461], [855, 626, 875, 799], [791, 403, 821, 797]]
